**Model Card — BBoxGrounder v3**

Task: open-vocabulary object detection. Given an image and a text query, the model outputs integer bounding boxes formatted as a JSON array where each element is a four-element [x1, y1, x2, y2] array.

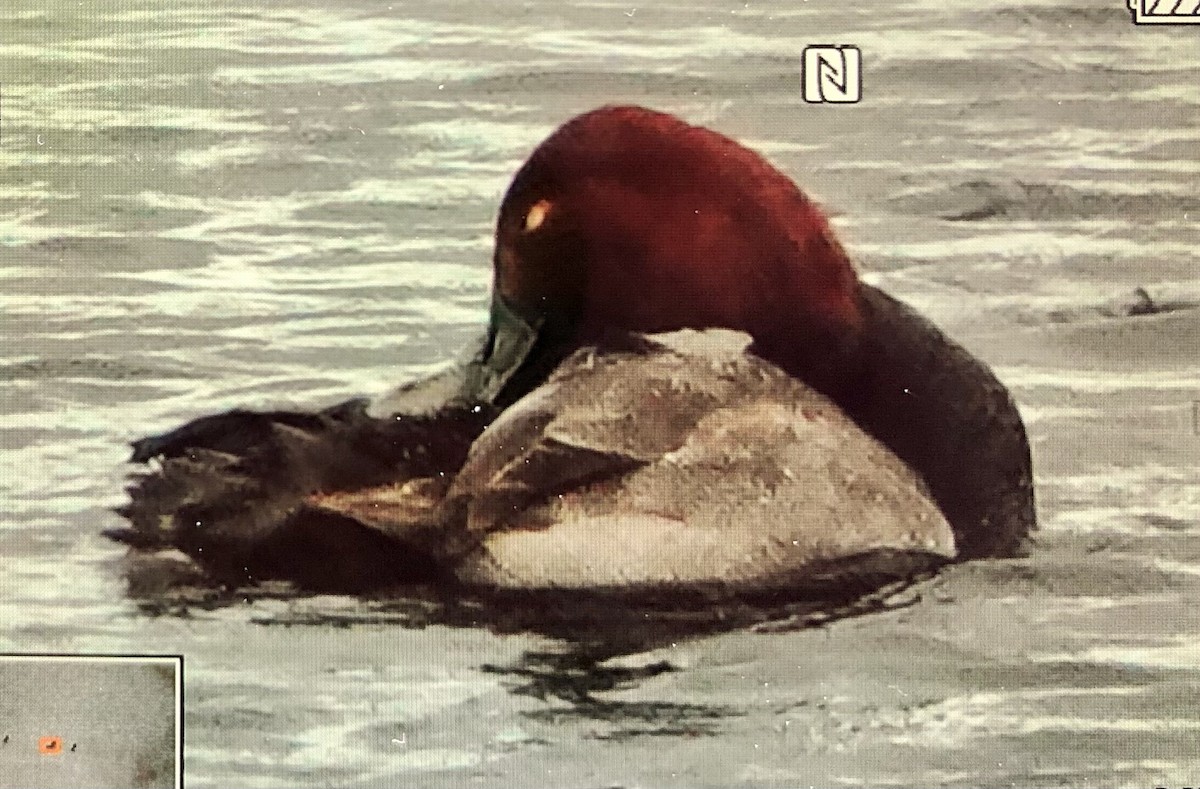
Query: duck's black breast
[[839, 284, 1037, 559]]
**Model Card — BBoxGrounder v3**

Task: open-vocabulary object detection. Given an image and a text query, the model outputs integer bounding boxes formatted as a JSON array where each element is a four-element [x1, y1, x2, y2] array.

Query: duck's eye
[[523, 199, 552, 233]]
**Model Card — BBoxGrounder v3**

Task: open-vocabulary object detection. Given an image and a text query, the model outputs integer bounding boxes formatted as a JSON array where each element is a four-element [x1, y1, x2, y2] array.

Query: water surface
[[2, 1, 1198, 786]]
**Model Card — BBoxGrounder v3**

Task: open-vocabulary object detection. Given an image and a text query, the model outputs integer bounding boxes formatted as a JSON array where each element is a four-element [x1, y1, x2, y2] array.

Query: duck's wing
[[297, 403, 657, 563], [441, 343, 730, 539], [246, 341, 682, 559], [111, 397, 490, 591], [456, 368, 957, 595], [306, 477, 452, 545]]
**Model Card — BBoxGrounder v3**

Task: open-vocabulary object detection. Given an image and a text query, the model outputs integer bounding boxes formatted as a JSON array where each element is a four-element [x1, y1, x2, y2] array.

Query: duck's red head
[[480, 105, 866, 402]]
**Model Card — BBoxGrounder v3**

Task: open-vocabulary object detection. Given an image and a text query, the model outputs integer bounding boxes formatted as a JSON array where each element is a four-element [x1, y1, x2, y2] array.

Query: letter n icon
[[803, 46, 862, 104]]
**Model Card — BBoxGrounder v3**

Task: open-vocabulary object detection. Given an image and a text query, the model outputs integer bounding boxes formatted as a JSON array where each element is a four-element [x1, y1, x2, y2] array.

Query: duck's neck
[[748, 307, 868, 406]]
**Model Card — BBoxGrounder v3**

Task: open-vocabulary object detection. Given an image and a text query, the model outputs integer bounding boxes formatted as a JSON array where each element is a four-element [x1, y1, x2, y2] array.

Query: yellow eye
[[523, 199, 552, 233]]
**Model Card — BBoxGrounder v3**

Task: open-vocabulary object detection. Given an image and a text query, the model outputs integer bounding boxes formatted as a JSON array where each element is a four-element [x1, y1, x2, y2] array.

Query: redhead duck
[[111, 106, 1035, 598]]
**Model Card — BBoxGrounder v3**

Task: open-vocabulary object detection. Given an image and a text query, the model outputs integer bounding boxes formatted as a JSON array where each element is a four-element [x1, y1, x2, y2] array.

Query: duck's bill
[[367, 295, 563, 418], [459, 294, 579, 408]]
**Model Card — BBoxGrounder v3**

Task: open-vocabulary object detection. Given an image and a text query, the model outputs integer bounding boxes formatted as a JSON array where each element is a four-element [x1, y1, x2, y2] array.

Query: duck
[[109, 105, 1036, 600]]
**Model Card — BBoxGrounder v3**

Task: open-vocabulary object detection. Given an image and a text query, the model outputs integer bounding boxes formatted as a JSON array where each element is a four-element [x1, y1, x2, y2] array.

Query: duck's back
[[412, 329, 957, 595]]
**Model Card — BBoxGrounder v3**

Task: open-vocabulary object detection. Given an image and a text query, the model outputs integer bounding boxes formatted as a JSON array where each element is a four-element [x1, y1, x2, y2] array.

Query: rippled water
[[2, 1, 1198, 786]]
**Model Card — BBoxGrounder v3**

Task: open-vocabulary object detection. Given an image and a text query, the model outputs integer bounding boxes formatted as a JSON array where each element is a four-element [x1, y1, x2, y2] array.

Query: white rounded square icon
[[803, 46, 862, 104]]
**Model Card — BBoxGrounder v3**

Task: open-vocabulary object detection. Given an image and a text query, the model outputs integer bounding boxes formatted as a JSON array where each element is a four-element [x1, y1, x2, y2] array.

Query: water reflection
[[122, 542, 931, 627], [487, 649, 741, 740]]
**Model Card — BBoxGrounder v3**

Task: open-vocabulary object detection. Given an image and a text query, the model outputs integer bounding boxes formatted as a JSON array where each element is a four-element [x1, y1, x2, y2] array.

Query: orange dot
[[38, 736, 62, 755]]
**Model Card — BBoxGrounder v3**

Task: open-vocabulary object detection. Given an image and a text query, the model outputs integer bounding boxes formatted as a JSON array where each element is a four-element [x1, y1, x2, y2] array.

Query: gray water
[[2, 1, 1199, 786]]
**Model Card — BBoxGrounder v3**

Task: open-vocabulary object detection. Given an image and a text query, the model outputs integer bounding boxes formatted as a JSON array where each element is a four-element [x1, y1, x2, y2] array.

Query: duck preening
[[109, 106, 1036, 604]]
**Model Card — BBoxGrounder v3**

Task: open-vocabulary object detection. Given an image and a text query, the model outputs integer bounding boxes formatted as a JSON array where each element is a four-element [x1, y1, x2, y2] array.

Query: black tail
[[115, 399, 491, 591]]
